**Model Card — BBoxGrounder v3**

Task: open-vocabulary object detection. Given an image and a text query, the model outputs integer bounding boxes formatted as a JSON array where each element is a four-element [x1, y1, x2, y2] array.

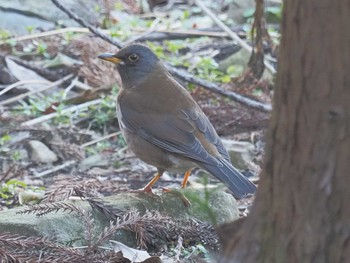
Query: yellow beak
[[98, 53, 122, 64]]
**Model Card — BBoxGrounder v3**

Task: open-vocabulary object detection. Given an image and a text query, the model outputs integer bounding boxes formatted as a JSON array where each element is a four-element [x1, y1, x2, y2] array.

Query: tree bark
[[220, 0, 350, 262]]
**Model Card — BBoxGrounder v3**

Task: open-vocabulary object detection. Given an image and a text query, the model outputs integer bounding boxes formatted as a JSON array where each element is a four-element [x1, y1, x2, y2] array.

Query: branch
[[0, 74, 73, 106], [50, 0, 272, 113], [21, 98, 102, 126], [167, 66, 272, 112], [51, 0, 124, 48], [194, 0, 276, 75], [81, 131, 122, 148], [0, 27, 89, 44], [0, 80, 50, 97], [33, 160, 77, 177]]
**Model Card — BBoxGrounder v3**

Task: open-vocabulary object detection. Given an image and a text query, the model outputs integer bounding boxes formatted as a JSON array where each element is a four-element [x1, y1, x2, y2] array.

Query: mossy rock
[[0, 189, 239, 248]]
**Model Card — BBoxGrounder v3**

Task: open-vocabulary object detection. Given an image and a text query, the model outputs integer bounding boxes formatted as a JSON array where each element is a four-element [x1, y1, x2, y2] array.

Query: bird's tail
[[200, 158, 256, 199]]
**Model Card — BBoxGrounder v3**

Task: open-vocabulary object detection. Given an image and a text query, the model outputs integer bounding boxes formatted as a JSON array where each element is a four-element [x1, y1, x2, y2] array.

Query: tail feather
[[200, 158, 256, 199]]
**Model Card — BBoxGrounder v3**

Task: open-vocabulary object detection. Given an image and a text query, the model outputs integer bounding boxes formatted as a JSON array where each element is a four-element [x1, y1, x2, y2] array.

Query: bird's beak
[[98, 53, 122, 64]]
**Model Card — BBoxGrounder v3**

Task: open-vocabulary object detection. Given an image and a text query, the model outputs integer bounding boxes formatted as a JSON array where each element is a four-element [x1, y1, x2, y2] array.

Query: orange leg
[[142, 172, 162, 192], [181, 169, 193, 188]]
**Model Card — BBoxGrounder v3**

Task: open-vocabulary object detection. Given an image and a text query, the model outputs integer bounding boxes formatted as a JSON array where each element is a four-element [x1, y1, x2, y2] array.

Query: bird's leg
[[181, 168, 193, 188], [142, 171, 163, 193]]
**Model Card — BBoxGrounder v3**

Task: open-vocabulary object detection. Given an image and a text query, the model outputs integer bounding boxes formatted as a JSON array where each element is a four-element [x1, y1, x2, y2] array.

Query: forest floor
[[0, 0, 278, 261]]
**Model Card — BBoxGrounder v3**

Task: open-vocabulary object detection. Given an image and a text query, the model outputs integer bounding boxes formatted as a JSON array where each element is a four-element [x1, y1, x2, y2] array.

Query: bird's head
[[98, 44, 160, 89]]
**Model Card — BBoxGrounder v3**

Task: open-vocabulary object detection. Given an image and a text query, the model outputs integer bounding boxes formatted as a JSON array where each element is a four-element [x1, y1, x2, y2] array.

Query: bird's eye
[[128, 54, 139, 62]]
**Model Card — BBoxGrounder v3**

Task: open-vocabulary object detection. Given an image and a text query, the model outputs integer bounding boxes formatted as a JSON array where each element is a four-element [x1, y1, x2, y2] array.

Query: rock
[[218, 49, 250, 73], [5, 58, 50, 93], [0, 0, 101, 35], [227, 0, 255, 25], [0, 189, 239, 248], [0, 9, 54, 36], [18, 189, 45, 205], [17, 149, 29, 163], [28, 140, 58, 164], [7, 131, 31, 145], [79, 154, 109, 171], [182, 188, 239, 224], [222, 139, 256, 170]]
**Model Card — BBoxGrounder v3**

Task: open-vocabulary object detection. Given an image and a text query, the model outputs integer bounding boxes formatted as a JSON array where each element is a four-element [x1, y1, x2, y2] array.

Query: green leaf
[[0, 134, 11, 145], [243, 8, 255, 18], [6, 179, 27, 188], [220, 75, 232, 83]]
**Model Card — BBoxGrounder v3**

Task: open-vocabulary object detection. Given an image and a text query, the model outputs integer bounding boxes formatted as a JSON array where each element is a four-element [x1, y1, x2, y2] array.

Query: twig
[[1, 27, 237, 45], [50, 0, 272, 112], [7, 55, 67, 82], [0, 164, 16, 183], [34, 160, 76, 177], [81, 131, 122, 148], [125, 17, 162, 45], [132, 27, 231, 38], [62, 76, 79, 100], [194, 0, 276, 75], [51, 0, 124, 48], [21, 98, 102, 126], [166, 66, 272, 112], [74, 80, 93, 91], [0, 27, 90, 44], [0, 74, 73, 106], [0, 80, 50, 97]]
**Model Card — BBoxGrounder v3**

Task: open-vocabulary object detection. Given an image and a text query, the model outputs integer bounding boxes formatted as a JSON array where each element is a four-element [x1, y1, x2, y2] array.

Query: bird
[[98, 43, 256, 199]]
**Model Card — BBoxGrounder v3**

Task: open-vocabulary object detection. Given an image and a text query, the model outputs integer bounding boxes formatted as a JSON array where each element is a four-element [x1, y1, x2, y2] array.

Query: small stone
[[18, 189, 45, 205], [17, 149, 29, 162], [28, 140, 58, 164]]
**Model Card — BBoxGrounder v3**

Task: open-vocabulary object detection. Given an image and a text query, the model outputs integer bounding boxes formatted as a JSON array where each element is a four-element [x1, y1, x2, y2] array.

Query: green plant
[[26, 25, 35, 34], [13, 91, 66, 117], [85, 141, 112, 156], [61, 31, 75, 45], [0, 134, 11, 146], [114, 2, 124, 10], [146, 41, 166, 58], [0, 29, 11, 40], [94, 4, 101, 12], [193, 56, 232, 83], [186, 244, 213, 262], [0, 179, 26, 200], [87, 93, 117, 130], [184, 175, 220, 225], [11, 150, 22, 161], [36, 41, 50, 58], [0, 134, 11, 155], [148, 39, 238, 84], [243, 5, 283, 23], [164, 40, 186, 54]]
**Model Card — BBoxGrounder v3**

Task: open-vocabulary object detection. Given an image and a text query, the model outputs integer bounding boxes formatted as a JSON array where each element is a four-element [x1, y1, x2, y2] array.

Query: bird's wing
[[181, 108, 231, 163], [119, 106, 229, 166]]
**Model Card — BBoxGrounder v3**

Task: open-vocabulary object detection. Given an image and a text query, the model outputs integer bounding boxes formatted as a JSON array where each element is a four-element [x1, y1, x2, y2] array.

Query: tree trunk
[[220, 0, 350, 262]]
